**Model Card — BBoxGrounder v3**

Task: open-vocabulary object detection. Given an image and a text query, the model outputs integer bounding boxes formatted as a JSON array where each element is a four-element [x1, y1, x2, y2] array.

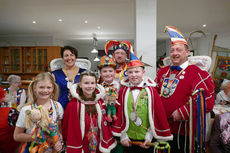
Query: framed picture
[[212, 56, 230, 79]]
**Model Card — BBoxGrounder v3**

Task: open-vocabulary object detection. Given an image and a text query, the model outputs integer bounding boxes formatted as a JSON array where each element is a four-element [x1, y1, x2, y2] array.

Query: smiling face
[[79, 75, 97, 98], [127, 66, 145, 86], [113, 49, 127, 64], [62, 49, 76, 68], [100, 66, 116, 83], [170, 43, 190, 66], [33, 79, 54, 101]]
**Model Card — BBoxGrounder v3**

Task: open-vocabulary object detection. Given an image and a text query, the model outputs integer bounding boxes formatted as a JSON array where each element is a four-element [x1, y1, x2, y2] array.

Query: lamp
[[93, 56, 100, 62], [91, 34, 98, 54], [91, 48, 98, 54]]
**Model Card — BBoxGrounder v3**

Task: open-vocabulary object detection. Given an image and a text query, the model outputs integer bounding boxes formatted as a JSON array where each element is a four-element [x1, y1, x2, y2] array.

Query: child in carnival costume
[[14, 72, 64, 153], [97, 55, 120, 122], [62, 71, 117, 153], [112, 52, 173, 153]]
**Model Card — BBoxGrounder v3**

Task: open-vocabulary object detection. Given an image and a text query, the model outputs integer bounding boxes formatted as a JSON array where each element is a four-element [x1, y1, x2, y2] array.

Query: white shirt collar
[[180, 61, 189, 70]]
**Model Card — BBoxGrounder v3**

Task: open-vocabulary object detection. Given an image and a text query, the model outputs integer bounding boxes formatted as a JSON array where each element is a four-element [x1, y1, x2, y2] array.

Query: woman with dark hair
[[52, 46, 86, 109]]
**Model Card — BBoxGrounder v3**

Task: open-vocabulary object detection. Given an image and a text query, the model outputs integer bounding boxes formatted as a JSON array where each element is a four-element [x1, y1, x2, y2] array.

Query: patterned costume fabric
[[16, 100, 63, 153], [112, 77, 173, 141], [52, 68, 86, 109], [155, 64, 215, 136], [4, 87, 26, 110], [115, 63, 128, 83], [62, 84, 117, 153]]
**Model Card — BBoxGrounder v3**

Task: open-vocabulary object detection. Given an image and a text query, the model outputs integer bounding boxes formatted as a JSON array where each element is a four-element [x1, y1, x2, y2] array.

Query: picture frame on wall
[[212, 56, 230, 79]]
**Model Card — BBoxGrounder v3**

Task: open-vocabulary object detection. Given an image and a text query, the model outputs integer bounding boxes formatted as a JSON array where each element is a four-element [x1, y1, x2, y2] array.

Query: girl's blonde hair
[[27, 72, 59, 105]]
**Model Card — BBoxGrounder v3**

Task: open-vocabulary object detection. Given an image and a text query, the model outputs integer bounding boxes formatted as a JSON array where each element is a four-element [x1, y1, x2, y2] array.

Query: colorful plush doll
[[104, 87, 120, 122], [25, 105, 59, 153]]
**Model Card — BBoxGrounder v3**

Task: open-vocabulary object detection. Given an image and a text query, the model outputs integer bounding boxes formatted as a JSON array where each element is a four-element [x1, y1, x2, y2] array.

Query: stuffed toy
[[25, 105, 59, 153], [103, 87, 120, 122]]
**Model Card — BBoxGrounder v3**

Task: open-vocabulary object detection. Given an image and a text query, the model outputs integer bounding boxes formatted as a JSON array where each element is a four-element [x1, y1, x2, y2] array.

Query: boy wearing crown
[[112, 53, 173, 153], [98, 55, 120, 122]]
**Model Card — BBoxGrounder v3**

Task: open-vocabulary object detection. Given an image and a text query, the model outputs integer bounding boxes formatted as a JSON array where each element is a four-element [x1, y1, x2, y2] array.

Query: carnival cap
[[97, 55, 117, 69], [104, 40, 134, 58], [127, 52, 144, 69], [165, 26, 188, 46]]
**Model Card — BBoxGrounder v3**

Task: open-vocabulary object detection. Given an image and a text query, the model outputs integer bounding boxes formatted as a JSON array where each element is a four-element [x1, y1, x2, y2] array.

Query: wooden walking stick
[[129, 141, 171, 153]]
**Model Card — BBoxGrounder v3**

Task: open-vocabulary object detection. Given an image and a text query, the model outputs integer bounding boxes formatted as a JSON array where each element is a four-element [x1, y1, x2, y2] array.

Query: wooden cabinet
[[0, 46, 61, 80]]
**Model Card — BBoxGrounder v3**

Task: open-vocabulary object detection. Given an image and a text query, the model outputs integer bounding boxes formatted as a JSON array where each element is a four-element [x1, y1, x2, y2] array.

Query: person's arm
[[209, 116, 223, 153], [14, 126, 34, 142], [53, 120, 63, 152], [173, 70, 215, 121], [17, 89, 27, 110]]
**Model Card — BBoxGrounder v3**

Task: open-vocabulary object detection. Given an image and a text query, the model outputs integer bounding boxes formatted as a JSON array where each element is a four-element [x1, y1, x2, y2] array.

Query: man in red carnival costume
[[155, 26, 215, 153]]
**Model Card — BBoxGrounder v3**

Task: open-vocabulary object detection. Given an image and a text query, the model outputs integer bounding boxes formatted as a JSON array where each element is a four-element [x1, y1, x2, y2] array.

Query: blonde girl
[[14, 72, 64, 153]]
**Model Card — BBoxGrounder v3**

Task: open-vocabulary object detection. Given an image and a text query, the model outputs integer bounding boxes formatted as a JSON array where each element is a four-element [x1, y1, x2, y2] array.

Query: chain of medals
[[87, 111, 98, 153], [130, 90, 143, 127], [160, 66, 188, 97]]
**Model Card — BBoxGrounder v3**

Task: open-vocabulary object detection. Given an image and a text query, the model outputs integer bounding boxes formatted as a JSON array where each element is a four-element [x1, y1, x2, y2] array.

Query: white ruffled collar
[[121, 76, 157, 88], [69, 83, 105, 102]]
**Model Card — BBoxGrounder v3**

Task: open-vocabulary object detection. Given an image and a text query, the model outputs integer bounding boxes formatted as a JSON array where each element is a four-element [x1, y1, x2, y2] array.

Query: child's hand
[[139, 139, 150, 149], [121, 138, 131, 147], [54, 140, 63, 152], [171, 110, 181, 121]]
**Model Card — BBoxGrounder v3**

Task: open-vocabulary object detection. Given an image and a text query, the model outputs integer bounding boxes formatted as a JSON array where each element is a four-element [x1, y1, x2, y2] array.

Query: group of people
[[0, 26, 221, 153]]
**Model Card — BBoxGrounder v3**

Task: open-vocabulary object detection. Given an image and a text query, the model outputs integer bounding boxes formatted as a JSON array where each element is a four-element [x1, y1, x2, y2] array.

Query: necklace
[[63, 66, 78, 82], [130, 90, 143, 126], [160, 65, 188, 97]]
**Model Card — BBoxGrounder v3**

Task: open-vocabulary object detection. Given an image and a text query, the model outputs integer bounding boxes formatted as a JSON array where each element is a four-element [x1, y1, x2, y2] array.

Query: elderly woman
[[4, 75, 26, 110], [52, 46, 86, 109], [215, 79, 230, 105]]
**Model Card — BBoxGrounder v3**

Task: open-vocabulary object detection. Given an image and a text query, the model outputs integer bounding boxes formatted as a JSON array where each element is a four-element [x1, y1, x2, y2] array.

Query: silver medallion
[[179, 75, 184, 79], [182, 71, 186, 75], [104, 121, 107, 126], [163, 88, 170, 97], [135, 117, 142, 126], [130, 112, 136, 121]]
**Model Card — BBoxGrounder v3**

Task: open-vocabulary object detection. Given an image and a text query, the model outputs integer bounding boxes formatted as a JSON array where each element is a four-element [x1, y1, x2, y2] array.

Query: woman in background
[[52, 46, 86, 109], [4, 75, 26, 110]]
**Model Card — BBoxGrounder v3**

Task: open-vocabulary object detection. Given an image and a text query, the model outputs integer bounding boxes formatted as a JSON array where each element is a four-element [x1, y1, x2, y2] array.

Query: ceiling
[[0, 0, 230, 46]]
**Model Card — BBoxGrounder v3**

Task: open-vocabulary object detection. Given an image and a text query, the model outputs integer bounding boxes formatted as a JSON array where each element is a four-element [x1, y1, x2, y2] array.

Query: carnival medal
[[135, 117, 143, 126], [130, 112, 137, 121]]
